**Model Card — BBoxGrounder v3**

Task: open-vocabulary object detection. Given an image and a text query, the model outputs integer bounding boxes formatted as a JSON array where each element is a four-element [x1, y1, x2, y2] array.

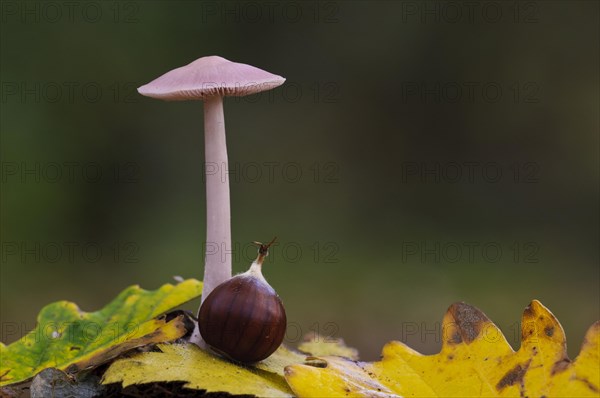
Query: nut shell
[[199, 273, 286, 363]]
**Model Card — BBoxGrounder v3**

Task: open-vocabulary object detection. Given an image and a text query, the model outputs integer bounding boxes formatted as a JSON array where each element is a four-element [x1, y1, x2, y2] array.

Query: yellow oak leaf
[[284, 300, 600, 397], [298, 332, 359, 360], [101, 334, 363, 396], [101, 343, 305, 397]]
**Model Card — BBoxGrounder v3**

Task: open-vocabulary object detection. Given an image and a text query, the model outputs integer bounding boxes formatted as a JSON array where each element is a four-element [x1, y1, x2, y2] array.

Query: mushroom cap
[[138, 56, 285, 101]]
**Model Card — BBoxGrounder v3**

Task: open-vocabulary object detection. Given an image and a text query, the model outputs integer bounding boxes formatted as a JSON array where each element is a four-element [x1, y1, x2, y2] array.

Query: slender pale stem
[[202, 95, 232, 303]]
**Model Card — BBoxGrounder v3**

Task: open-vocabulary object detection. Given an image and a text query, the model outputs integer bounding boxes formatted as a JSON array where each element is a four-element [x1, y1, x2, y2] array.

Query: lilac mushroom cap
[[137, 56, 285, 323], [137, 55, 285, 100]]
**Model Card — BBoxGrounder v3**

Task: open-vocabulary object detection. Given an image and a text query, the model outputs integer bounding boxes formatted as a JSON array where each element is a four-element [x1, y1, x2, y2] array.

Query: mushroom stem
[[202, 95, 232, 303]]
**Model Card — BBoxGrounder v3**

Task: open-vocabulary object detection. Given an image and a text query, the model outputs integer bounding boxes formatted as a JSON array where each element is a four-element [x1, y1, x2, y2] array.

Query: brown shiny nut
[[199, 238, 286, 363]]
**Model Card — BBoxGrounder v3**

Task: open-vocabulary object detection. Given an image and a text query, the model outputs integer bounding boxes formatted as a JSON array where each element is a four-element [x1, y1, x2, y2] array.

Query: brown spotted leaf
[[285, 300, 600, 397]]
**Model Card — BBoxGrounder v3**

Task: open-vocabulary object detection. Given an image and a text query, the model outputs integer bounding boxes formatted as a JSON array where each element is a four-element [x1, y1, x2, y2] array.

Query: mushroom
[[137, 55, 285, 307]]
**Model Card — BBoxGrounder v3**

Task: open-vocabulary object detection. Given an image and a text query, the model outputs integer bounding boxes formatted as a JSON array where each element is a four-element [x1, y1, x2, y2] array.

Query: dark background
[[1, 0, 598, 360]]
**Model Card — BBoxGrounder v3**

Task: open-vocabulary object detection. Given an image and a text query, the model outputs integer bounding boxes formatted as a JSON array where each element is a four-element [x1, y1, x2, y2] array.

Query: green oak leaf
[[0, 279, 202, 386]]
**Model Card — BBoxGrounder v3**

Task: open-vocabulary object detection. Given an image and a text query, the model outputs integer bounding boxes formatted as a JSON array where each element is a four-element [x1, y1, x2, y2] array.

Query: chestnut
[[198, 238, 286, 363]]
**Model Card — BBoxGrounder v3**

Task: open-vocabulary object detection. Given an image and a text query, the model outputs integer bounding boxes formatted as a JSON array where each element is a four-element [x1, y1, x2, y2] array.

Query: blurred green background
[[1, 1, 598, 360]]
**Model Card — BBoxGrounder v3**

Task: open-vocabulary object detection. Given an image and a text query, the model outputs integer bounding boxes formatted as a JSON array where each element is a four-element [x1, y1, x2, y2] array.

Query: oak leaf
[[101, 343, 307, 397], [298, 333, 359, 360], [284, 300, 600, 397], [0, 279, 202, 386]]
